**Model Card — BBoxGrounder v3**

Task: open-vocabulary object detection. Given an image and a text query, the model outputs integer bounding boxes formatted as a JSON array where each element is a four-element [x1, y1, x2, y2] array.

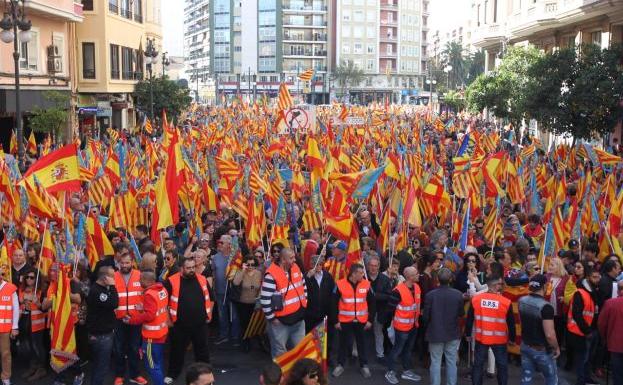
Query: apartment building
[[335, 0, 424, 104], [76, 0, 163, 132], [0, 0, 83, 148]]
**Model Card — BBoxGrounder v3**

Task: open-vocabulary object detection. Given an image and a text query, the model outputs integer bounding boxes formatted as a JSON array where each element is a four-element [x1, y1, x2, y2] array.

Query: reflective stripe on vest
[[471, 292, 511, 345], [168, 273, 213, 323], [266, 263, 308, 318], [566, 288, 595, 337], [0, 282, 17, 333], [114, 270, 143, 319], [392, 282, 422, 332], [337, 278, 370, 324]]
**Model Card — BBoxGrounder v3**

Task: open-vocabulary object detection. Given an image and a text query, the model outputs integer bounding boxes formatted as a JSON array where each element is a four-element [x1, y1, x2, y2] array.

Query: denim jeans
[[89, 333, 114, 385], [387, 328, 418, 372], [373, 316, 386, 358], [113, 321, 142, 378], [216, 293, 241, 341], [267, 319, 305, 358], [612, 352, 623, 385], [519, 343, 558, 385], [337, 322, 369, 367], [429, 339, 460, 385], [472, 342, 508, 385], [143, 341, 165, 385]]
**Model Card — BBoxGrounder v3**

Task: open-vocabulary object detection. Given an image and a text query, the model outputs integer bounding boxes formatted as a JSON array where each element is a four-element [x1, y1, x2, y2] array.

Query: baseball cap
[[335, 241, 348, 251], [529, 274, 547, 291], [568, 239, 579, 248]]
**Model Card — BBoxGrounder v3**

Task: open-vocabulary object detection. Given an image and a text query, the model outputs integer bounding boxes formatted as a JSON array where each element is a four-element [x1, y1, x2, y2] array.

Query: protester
[[17, 268, 47, 381], [518, 274, 559, 385], [185, 362, 215, 385], [0, 264, 19, 385], [232, 254, 262, 351], [367, 255, 392, 362], [260, 362, 283, 385], [164, 257, 213, 384], [286, 358, 327, 385], [423, 268, 464, 385], [597, 280, 623, 385]]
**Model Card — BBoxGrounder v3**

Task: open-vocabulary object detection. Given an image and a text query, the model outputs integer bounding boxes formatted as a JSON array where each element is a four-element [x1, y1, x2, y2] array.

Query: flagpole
[[539, 225, 549, 273]]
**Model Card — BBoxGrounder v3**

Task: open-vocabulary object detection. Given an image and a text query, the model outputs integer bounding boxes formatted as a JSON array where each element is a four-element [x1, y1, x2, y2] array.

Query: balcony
[[284, 49, 327, 58], [380, 19, 398, 26], [380, 2, 398, 10], [283, 4, 328, 13], [508, 1, 561, 38], [283, 19, 328, 28], [379, 51, 397, 58], [283, 33, 328, 43], [380, 35, 397, 42]]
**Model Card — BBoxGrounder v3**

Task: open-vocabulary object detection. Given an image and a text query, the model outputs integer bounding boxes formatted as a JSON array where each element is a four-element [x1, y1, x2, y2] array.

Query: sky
[[162, 1, 184, 57], [429, 0, 471, 34]]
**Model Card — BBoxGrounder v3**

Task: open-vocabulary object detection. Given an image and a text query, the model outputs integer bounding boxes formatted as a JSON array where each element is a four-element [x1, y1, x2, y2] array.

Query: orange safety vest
[[114, 270, 143, 319], [18, 288, 47, 333], [472, 291, 511, 345], [567, 288, 595, 337], [0, 281, 17, 333], [266, 263, 307, 318], [168, 273, 213, 323], [142, 286, 169, 340], [392, 282, 421, 332], [337, 278, 371, 324]]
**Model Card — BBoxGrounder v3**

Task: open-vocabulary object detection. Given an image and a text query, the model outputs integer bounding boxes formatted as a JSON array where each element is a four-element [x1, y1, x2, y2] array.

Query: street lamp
[[161, 51, 170, 77], [143, 37, 158, 120], [426, 78, 437, 112], [443, 65, 453, 89], [1, 0, 32, 170]]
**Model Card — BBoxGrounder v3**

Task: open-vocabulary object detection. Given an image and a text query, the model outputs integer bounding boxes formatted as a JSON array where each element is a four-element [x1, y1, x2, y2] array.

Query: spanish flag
[[49, 265, 79, 372], [21, 144, 81, 194], [275, 318, 327, 376]]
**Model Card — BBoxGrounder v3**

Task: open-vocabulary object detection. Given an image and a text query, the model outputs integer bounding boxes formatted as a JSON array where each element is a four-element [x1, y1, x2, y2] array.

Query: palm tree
[[441, 42, 466, 89], [465, 50, 485, 85], [333, 60, 366, 96]]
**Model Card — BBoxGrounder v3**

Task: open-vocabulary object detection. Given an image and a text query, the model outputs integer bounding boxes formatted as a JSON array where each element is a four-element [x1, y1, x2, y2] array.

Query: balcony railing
[[111, 70, 120, 79], [83, 69, 96, 79], [120, 8, 132, 19], [109, 2, 119, 13], [283, 20, 327, 27], [134, 13, 143, 23], [122, 71, 134, 80]]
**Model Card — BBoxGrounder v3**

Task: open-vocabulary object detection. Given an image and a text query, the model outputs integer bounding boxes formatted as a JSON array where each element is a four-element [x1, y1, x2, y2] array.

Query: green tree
[[441, 42, 466, 89], [466, 46, 543, 131], [29, 90, 70, 142], [333, 60, 366, 96], [524, 44, 623, 141], [465, 50, 485, 85], [134, 76, 192, 120], [444, 90, 466, 112]]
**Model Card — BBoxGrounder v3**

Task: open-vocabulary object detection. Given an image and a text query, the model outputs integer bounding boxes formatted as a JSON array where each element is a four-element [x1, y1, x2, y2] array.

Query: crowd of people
[[0, 103, 622, 385]]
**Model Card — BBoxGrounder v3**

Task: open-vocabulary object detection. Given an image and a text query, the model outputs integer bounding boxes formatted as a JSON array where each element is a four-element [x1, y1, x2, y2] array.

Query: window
[[342, 10, 351, 22], [484, 0, 488, 24], [354, 43, 363, 54], [341, 26, 350, 38], [83, 0, 94, 11], [19, 29, 38, 71], [367, 59, 374, 70], [367, 10, 375, 22], [134, 0, 143, 22], [353, 10, 364, 22], [342, 45, 350, 54], [110, 44, 120, 79], [367, 45, 374, 54], [367, 26, 375, 38], [122, 46, 134, 80], [477, 4, 481, 26], [591, 31, 602, 46], [82, 42, 95, 79], [353, 26, 363, 37], [135, 49, 143, 79]]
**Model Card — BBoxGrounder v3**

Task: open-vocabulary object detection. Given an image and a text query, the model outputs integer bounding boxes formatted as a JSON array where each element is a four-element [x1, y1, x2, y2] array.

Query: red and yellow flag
[[40, 224, 56, 276], [21, 144, 81, 193], [27, 131, 37, 155], [49, 266, 79, 372], [275, 318, 327, 376]]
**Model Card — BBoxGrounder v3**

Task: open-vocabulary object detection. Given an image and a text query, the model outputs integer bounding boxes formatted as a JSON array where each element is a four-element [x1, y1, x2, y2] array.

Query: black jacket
[[305, 270, 336, 322], [422, 285, 465, 343], [86, 282, 119, 335], [369, 272, 393, 324]]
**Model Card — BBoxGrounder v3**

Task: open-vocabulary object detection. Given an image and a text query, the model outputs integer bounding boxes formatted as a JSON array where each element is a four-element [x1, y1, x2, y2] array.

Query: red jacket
[[598, 296, 623, 353], [129, 283, 168, 344]]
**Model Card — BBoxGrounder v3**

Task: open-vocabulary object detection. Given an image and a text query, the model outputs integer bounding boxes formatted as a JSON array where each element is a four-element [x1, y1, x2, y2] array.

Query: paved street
[[10, 336, 598, 385]]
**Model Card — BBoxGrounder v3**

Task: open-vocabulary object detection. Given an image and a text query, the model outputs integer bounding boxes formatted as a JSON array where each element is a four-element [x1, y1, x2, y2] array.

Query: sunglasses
[[247, 264, 257, 268], [25, 276, 36, 280], [467, 259, 477, 263]]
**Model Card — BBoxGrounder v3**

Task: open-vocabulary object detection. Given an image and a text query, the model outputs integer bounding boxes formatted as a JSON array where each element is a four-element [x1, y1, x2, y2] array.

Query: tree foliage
[[465, 50, 485, 86], [444, 90, 466, 112], [441, 42, 466, 89], [466, 46, 543, 128], [134, 76, 192, 120], [334, 60, 366, 95], [523, 44, 623, 140], [29, 91, 70, 141]]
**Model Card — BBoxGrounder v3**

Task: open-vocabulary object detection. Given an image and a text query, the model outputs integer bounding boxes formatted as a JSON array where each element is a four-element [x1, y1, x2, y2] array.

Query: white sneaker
[[332, 365, 344, 378], [385, 370, 399, 384], [361, 365, 372, 379], [164, 377, 174, 385], [401, 369, 422, 381]]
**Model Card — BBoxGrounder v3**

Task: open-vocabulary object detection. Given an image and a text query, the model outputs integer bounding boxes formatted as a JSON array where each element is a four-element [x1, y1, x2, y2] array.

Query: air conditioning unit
[[47, 44, 62, 74]]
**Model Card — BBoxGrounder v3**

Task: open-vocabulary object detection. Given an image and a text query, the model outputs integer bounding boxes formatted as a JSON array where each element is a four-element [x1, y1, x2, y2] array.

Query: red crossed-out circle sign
[[285, 107, 309, 131]]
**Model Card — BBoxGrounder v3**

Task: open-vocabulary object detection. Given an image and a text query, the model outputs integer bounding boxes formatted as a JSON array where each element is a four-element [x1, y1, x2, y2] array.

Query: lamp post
[[426, 78, 437, 113], [1, 0, 32, 170], [143, 37, 158, 120], [161, 51, 170, 77], [443, 65, 453, 90]]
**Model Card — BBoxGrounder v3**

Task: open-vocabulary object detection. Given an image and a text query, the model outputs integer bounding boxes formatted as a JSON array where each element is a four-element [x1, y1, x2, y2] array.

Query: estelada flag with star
[[21, 144, 81, 194]]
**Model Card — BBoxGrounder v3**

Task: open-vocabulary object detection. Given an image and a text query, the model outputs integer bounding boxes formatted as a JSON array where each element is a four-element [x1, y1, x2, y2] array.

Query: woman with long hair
[[17, 268, 47, 381], [545, 256, 570, 352], [232, 254, 262, 351], [285, 358, 327, 385], [562, 260, 590, 370]]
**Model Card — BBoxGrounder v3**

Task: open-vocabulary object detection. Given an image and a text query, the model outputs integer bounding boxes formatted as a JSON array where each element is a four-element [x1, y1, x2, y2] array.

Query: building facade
[[334, 0, 425, 104], [76, 0, 162, 133], [0, 0, 83, 150]]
